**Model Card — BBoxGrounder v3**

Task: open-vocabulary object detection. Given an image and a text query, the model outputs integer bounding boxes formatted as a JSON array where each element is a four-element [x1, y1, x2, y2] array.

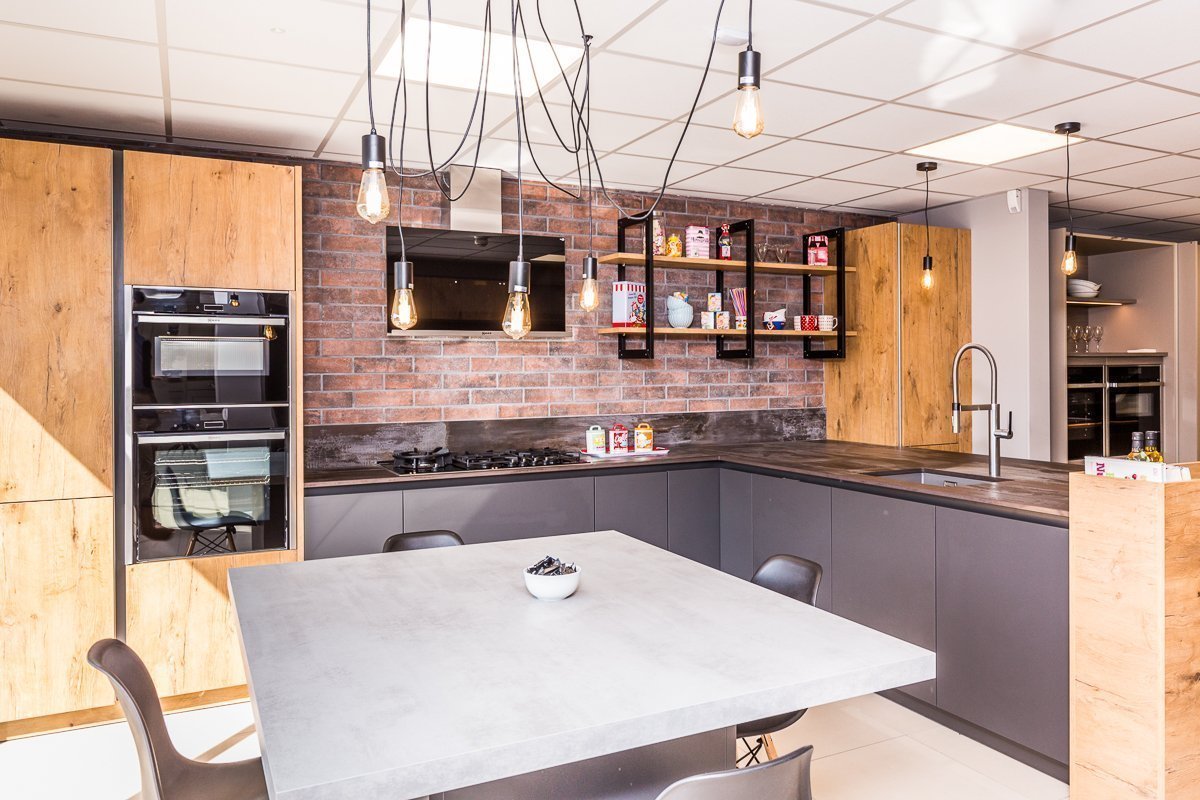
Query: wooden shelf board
[[598, 327, 857, 338], [597, 252, 856, 275], [1066, 298, 1136, 307]]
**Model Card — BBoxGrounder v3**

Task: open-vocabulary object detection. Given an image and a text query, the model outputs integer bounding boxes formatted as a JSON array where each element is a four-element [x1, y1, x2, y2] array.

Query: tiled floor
[[1, 693, 1067, 799]]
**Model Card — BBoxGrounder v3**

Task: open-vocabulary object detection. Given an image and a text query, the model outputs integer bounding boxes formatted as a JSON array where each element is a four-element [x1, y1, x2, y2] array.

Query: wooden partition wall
[[825, 222, 972, 451], [1069, 471, 1200, 798]]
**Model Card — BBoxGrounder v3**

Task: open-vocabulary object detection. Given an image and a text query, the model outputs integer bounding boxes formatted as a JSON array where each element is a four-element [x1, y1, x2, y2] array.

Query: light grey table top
[[230, 531, 935, 800]]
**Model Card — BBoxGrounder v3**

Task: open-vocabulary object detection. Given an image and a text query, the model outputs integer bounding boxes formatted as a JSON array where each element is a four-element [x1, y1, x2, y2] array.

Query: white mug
[[818, 315, 839, 331]]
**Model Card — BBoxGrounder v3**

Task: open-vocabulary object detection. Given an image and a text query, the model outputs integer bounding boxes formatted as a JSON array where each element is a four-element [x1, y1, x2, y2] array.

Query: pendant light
[[356, 0, 390, 224], [503, 1, 533, 340], [578, 34, 600, 313], [1056, 122, 1081, 276], [732, 0, 764, 139], [390, 260, 418, 330], [917, 161, 937, 291]]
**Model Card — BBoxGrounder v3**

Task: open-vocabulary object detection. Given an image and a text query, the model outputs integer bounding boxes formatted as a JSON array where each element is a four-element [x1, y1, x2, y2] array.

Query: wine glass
[[1091, 324, 1104, 352], [772, 245, 790, 263], [1082, 325, 1094, 353], [755, 243, 771, 263], [1068, 325, 1080, 353]]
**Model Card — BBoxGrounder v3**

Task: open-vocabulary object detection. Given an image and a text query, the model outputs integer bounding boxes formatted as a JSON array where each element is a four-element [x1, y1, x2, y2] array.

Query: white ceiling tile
[[618, 123, 789, 166], [607, 0, 864, 72], [1151, 61, 1200, 94], [1146, 175, 1200, 196], [408, 0, 659, 48], [805, 103, 985, 151], [825, 153, 974, 186], [1172, 215, 1200, 225], [727, 138, 883, 174], [0, 25, 160, 94], [346, 81, 495, 136], [168, 50, 358, 116], [769, 21, 1008, 101], [1104, 113, 1200, 154], [592, 152, 709, 186], [886, 0, 1145, 49], [0, 1, 158, 41], [818, 0, 899, 13], [1107, 219, 1200, 236], [1125, 196, 1200, 219], [759, 177, 893, 205], [1049, 206, 1099, 224], [669, 165, 798, 196], [1011, 82, 1200, 140], [0, 79, 163, 134], [901, 55, 1122, 119], [690, 85, 878, 138], [520, 104, 663, 152], [1073, 189, 1190, 213], [167, 0, 394, 73], [1074, 212, 1155, 230], [997, 140, 1159, 177], [1032, 0, 1200, 78], [929, 167, 1050, 195], [1081, 155, 1200, 187], [171, 101, 334, 151], [1031, 177, 1128, 204], [540, 52, 723, 120], [324, 118, 463, 163], [845, 187, 971, 212]]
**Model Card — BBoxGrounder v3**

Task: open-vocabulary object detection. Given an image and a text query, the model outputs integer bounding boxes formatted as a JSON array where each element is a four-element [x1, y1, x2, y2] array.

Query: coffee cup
[[796, 315, 818, 331], [818, 315, 838, 331]]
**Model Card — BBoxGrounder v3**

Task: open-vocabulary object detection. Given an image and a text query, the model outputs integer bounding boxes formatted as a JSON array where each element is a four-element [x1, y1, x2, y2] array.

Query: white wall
[[901, 189, 1051, 459]]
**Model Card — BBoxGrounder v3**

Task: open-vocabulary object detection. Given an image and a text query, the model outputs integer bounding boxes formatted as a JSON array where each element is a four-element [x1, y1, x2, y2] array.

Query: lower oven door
[[133, 430, 290, 563]]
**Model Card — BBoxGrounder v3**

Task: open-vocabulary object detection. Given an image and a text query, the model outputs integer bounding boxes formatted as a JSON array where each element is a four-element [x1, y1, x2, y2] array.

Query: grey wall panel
[[831, 489, 936, 704], [403, 477, 597, 545], [305, 491, 404, 559], [667, 469, 721, 569], [935, 507, 1068, 763], [750, 475, 833, 610], [595, 472, 669, 549], [719, 469, 754, 580]]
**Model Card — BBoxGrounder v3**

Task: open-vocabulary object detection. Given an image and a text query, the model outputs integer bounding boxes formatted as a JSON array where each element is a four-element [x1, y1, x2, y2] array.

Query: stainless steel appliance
[[124, 286, 294, 563], [1067, 357, 1164, 460]]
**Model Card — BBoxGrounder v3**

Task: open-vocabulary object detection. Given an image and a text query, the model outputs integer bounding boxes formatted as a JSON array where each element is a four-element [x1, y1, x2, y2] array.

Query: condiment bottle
[[718, 224, 732, 260]]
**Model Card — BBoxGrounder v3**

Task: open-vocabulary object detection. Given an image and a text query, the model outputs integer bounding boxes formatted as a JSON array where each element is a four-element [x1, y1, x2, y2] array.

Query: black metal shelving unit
[[801, 227, 848, 360]]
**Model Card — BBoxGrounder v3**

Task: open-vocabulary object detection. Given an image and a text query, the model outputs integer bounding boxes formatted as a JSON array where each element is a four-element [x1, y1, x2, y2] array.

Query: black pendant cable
[[502, 0, 533, 340], [385, 0, 416, 330], [1056, 122, 1081, 276], [578, 33, 599, 313], [917, 161, 937, 291], [356, 0, 390, 224]]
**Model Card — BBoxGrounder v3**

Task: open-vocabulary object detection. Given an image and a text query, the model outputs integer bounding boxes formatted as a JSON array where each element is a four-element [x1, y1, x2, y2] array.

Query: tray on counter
[[581, 447, 671, 459]]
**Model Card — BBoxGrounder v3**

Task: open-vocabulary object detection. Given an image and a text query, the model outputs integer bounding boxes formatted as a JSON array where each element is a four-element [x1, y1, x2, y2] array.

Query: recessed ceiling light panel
[[378, 19, 582, 98], [907, 122, 1078, 165]]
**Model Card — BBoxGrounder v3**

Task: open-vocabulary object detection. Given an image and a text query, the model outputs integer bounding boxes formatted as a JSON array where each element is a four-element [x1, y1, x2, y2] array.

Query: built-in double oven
[[1067, 357, 1164, 461], [125, 287, 293, 563]]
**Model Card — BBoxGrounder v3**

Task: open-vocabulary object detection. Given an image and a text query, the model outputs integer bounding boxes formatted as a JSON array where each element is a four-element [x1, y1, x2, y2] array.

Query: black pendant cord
[[924, 169, 931, 258], [585, 37, 594, 258], [366, 0, 376, 134], [512, 0, 525, 261], [1065, 131, 1073, 235], [747, 0, 753, 51]]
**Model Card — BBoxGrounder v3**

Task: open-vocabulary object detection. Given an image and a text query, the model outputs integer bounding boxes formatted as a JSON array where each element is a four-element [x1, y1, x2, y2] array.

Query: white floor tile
[[909, 725, 1068, 800]]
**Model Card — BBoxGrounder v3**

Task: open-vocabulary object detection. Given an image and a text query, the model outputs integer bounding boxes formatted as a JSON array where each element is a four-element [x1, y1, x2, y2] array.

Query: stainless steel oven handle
[[133, 313, 287, 325], [137, 431, 287, 444], [1067, 383, 1106, 389], [1108, 381, 1163, 388]]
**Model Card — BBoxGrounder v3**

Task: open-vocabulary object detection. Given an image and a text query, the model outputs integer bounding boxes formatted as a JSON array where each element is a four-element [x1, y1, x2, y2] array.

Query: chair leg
[[762, 733, 778, 761], [225, 525, 238, 552], [185, 533, 197, 557], [736, 736, 765, 767]]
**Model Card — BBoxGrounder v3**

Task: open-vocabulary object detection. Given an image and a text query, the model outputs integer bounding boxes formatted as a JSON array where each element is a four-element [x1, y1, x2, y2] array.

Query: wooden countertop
[[307, 440, 1076, 524]]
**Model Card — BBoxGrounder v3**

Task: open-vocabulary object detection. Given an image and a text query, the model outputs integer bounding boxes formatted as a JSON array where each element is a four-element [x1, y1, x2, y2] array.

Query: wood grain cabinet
[[0, 139, 113, 503], [123, 151, 300, 291]]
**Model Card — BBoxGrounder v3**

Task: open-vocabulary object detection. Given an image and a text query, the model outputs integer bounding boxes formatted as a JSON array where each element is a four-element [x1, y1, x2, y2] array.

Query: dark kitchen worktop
[[306, 440, 1076, 525]]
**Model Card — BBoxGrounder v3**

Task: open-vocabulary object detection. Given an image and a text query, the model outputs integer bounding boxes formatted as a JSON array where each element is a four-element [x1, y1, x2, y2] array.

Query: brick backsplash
[[301, 161, 889, 425]]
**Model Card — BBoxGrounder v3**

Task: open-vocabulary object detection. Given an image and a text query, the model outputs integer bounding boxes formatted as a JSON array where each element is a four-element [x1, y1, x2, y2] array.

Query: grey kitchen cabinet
[[595, 472, 669, 549], [750, 475, 833, 610], [831, 489, 936, 704], [403, 476, 597, 545], [935, 508, 1069, 763], [305, 490, 404, 559], [667, 468, 721, 569], [719, 469, 754, 580]]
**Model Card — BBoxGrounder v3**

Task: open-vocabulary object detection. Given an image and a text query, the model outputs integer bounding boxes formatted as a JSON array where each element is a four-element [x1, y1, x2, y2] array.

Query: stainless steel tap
[[951, 343, 1013, 478]]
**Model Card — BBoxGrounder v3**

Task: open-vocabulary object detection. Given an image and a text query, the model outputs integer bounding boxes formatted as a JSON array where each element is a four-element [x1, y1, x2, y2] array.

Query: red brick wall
[[301, 161, 888, 426]]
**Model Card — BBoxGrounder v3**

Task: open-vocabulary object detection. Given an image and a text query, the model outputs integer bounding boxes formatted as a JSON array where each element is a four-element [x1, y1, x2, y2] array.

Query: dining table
[[229, 530, 935, 799]]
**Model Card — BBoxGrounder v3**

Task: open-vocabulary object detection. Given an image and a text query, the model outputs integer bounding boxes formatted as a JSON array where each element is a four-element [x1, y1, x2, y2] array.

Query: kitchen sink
[[866, 469, 1005, 488]]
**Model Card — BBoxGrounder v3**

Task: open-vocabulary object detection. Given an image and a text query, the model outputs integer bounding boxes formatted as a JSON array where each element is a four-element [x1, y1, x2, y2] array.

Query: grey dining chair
[[657, 743, 814, 799], [87, 639, 269, 800], [382, 529, 464, 552], [737, 554, 823, 766]]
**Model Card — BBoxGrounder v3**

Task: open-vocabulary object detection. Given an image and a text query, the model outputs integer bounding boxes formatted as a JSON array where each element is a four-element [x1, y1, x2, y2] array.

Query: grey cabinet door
[[935, 508, 1069, 763], [831, 489, 936, 704], [750, 475, 833, 610], [305, 490, 404, 559], [595, 472, 669, 549], [719, 469, 754, 580], [667, 469, 721, 569], [403, 477, 597, 545]]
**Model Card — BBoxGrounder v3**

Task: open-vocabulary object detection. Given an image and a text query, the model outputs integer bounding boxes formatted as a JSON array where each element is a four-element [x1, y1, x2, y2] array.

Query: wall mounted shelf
[[598, 328, 857, 338], [597, 252, 855, 276], [1065, 297, 1136, 307]]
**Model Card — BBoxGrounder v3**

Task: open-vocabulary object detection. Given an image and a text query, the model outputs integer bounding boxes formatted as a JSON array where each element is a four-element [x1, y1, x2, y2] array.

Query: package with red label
[[807, 235, 829, 266], [612, 281, 647, 328]]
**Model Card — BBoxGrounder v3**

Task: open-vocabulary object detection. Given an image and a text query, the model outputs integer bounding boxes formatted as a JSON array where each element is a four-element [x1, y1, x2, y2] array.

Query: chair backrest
[[87, 639, 186, 800], [382, 529, 464, 553], [656, 744, 814, 800], [752, 554, 822, 606]]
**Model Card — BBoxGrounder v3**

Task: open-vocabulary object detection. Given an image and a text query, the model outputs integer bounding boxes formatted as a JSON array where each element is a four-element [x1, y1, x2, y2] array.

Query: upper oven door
[[132, 314, 288, 407]]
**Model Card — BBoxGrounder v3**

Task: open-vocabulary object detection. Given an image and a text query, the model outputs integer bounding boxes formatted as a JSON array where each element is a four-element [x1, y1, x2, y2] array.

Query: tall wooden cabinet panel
[[825, 222, 971, 451], [123, 151, 299, 291], [0, 139, 113, 503], [0, 498, 115, 721], [125, 550, 294, 698]]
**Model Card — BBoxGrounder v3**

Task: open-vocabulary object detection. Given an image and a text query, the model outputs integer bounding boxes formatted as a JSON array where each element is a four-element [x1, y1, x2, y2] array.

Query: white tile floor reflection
[[2, 693, 1067, 799]]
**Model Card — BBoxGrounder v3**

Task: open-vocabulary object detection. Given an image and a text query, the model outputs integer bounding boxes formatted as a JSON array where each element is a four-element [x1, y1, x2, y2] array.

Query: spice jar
[[634, 423, 655, 453]]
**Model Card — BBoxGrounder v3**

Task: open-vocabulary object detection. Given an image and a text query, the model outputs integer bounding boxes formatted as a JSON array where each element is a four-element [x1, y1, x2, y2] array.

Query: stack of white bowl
[[1067, 278, 1101, 298]]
